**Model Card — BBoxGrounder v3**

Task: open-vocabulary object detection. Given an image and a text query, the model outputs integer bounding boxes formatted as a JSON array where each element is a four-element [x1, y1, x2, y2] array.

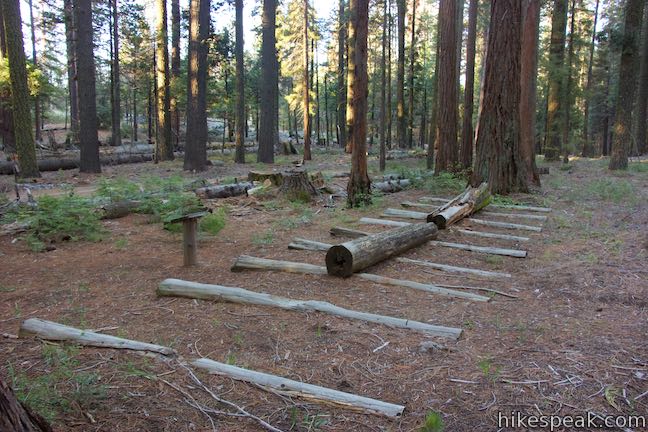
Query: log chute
[[427, 183, 491, 229], [325, 223, 438, 277]]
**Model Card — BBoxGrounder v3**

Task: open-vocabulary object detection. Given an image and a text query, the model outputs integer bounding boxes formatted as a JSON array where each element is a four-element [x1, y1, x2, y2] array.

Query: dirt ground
[[1, 153, 647, 432]]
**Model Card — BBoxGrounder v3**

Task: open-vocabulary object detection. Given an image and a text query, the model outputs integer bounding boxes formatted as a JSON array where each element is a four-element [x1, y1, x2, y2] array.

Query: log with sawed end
[[195, 182, 254, 199], [430, 240, 527, 258], [396, 257, 512, 279], [325, 223, 438, 277], [230, 256, 490, 301], [157, 279, 462, 339], [191, 358, 406, 417], [468, 218, 543, 232], [359, 217, 411, 227], [19, 318, 175, 356], [329, 226, 370, 238], [382, 208, 428, 220]]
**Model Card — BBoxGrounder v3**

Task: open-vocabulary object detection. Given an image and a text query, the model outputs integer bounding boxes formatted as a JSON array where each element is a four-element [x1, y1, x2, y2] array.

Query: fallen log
[[288, 238, 332, 251], [358, 217, 410, 227], [0, 154, 154, 175], [427, 183, 491, 229], [19, 318, 175, 356], [195, 182, 254, 199], [231, 256, 489, 302], [452, 228, 530, 242], [418, 197, 450, 204], [372, 179, 411, 193], [401, 201, 438, 209], [158, 279, 462, 339], [396, 257, 512, 279], [1, 378, 53, 432], [479, 211, 548, 222], [325, 223, 438, 277], [191, 358, 406, 417], [491, 204, 551, 213], [329, 226, 370, 238], [382, 208, 428, 220], [468, 218, 543, 232], [430, 240, 527, 258], [99, 200, 142, 219]]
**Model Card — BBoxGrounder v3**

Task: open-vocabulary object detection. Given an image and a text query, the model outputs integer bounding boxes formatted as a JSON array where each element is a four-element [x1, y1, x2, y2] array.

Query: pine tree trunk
[[337, 0, 347, 150], [234, 0, 246, 164], [0, 6, 15, 155], [347, 0, 371, 207], [1, 0, 39, 177], [155, 0, 173, 161], [544, 0, 567, 161], [112, 0, 122, 147], [379, 0, 387, 172], [633, 6, 648, 155], [426, 37, 439, 170], [396, 0, 406, 148], [406, 0, 417, 148], [609, 0, 645, 169], [258, 0, 278, 163], [171, 0, 181, 149], [460, 0, 477, 169], [581, 0, 599, 157], [303, 0, 312, 160], [519, 0, 541, 186], [470, 0, 527, 194], [386, 0, 392, 149], [561, 0, 576, 162], [28, 0, 41, 144], [184, 0, 210, 171], [434, 0, 458, 174]]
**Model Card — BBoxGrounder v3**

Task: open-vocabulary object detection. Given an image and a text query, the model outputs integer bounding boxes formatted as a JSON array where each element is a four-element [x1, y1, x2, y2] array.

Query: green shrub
[[420, 411, 444, 432], [200, 208, 227, 235], [582, 178, 634, 204], [419, 172, 467, 195]]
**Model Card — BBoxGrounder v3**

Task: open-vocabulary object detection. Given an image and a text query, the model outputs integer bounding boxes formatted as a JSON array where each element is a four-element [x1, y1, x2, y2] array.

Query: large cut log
[[325, 223, 438, 277], [329, 226, 370, 238], [468, 218, 543, 232], [231, 256, 489, 301], [479, 211, 548, 222], [19, 318, 175, 356], [0, 154, 154, 175], [427, 183, 491, 229], [191, 358, 405, 417], [99, 200, 142, 219], [430, 240, 527, 258], [396, 257, 512, 279], [195, 182, 254, 199], [382, 208, 428, 220], [359, 217, 410, 227], [288, 238, 332, 251], [452, 228, 530, 242], [1, 378, 53, 432], [372, 179, 410, 193], [158, 279, 462, 339]]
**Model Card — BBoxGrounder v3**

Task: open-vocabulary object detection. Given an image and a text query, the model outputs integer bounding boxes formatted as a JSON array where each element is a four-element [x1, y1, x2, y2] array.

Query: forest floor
[[0, 151, 647, 431]]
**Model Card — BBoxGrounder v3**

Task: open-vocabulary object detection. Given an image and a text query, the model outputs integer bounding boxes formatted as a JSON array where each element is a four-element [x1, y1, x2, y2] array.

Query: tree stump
[[279, 170, 318, 202], [0, 378, 53, 432]]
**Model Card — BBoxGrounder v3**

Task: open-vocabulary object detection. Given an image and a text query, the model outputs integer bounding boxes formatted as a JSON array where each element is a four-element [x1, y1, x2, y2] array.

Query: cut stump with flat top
[[168, 211, 209, 266], [279, 169, 318, 202]]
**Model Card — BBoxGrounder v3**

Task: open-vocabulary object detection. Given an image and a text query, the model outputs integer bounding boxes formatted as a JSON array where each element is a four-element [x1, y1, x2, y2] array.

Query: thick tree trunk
[[0, 6, 15, 157], [581, 0, 599, 157], [171, 0, 181, 150], [184, 0, 210, 171], [470, 0, 527, 194], [155, 0, 173, 161], [2, 0, 40, 178], [543, 0, 567, 161], [633, 6, 648, 155], [235, 0, 246, 164], [258, 0, 278, 163], [519, 0, 541, 185], [426, 39, 440, 169], [609, 0, 645, 169], [434, 0, 458, 174], [111, 0, 122, 147], [460, 0, 478, 170], [396, 0, 406, 148], [337, 0, 347, 150], [346, 0, 371, 207], [0, 378, 53, 432], [561, 0, 576, 162], [303, 0, 312, 161]]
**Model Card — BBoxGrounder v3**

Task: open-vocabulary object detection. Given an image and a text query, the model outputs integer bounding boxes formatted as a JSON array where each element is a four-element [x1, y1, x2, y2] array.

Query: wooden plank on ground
[[468, 218, 543, 232], [430, 240, 527, 258], [330, 227, 370, 238], [489, 204, 551, 213], [191, 358, 406, 417], [382, 208, 428, 220], [479, 211, 548, 222], [452, 229, 530, 242], [396, 257, 512, 279], [288, 238, 331, 251], [359, 217, 411, 227], [158, 279, 462, 339]]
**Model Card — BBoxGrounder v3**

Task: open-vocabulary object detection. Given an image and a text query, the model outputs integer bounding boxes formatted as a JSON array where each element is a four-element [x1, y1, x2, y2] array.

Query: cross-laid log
[[325, 223, 438, 277], [158, 279, 462, 339], [195, 182, 254, 199], [0, 154, 154, 175], [427, 183, 491, 229], [329, 226, 370, 238], [452, 228, 530, 242], [419, 197, 450, 204], [431, 240, 527, 258], [489, 203, 551, 213], [359, 217, 410, 227], [401, 201, 438, 209], [396, 257, 512, 279], [0, 378, 53, 432], [19, 318, 176, 356], [191, 358, 406, 417], [99, 200, 142, 219], [372, 179, 411, 193], [231, 256, 489, 301], [480, 211, 548, 222], [288, 238, 332, 251], [382, 208, 428, 220], [468, 218, 543, 232]]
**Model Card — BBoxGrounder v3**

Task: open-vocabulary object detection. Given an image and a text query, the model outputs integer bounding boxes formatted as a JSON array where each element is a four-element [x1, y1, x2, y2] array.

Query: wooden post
[[168, 211, 209, 267]]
